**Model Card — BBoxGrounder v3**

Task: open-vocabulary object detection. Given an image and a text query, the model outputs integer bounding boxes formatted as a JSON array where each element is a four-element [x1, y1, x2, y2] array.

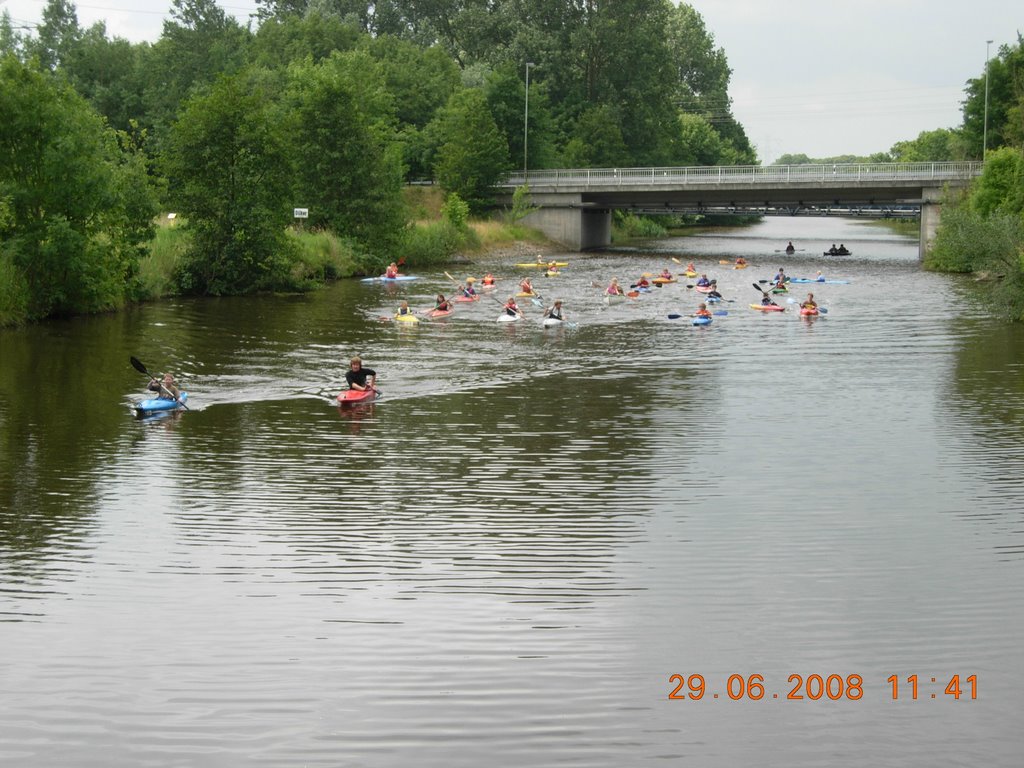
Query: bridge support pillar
[[521, 195, 611, 251], [920, 188, 944, 261]]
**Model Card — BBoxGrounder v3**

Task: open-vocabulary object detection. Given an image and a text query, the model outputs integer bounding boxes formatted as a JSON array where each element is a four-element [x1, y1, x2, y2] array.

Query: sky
[[2, 0, 1020, 164]]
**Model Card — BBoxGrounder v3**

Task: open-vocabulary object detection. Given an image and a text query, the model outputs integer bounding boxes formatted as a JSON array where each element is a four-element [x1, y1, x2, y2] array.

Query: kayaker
[[384, 262, 399, 278], [148, 373, 180, 401], [761, 293, 778, 307], [694, 302, 712, 318], [481, 273, 496, 286], [695, 274, 710, 287], [605, 278, 624, 296], [815, 271, 826, 282], [707, 280, 723, 299], [396, 300, 415, 316], [635, 275, 651, 289], [837, 243, 849, 255], [433, 294, 452, 312], [773, 267, 787, 286], [785, 241, 795, 254], [686, 262, 696, 272], [519, 276, 534, 295], [544, 300, 565, 321], [345, 356, 377, 392], [659, 268, 673, 280], [460, 282, 476, 298], [828, 244, 838, 255], [801, 293, 818, 310], [546, 261, 560, 274], [503, 296, 522, 317]]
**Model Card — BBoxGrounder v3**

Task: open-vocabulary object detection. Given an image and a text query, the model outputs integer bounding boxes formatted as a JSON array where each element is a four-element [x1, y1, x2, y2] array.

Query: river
[[1, 216, 1021, 766]]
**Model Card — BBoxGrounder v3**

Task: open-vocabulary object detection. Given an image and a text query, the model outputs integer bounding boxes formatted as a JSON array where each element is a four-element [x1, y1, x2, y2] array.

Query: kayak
[[733, 263, 749, 270], [694, 285, 713, 293], [800, 307, 820, 317], [337, 388, 375, 406], [455, 295, 479, 302], [542, 317, 564, 327], [497, 312, 522, 322], [604, 294, 626, 305], [823, 251, 851, 256], [427, 308, 454, 318], [135, 392, 188, 416], [516, 291, 537, 298], [394, 313, 420, 323], [361, 275, 419, 282], [771, 286, 789, 294], [750, 303, 785, 312], [652, 277, 677, 284], [682, 271, 698, 278], [692, 315, 712, 326], [545, 270, 561, 277], [515, 261, 568, 268], [705, 295, 722, 303]]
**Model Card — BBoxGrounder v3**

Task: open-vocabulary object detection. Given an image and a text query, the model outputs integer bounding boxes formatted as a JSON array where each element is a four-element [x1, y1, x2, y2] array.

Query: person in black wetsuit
[[345, 357, 377, 392]]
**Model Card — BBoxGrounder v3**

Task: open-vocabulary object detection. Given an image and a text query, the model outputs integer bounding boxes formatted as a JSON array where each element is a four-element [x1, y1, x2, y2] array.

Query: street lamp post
[[983, 40, 993, 159], [524, 62, 534, 182]]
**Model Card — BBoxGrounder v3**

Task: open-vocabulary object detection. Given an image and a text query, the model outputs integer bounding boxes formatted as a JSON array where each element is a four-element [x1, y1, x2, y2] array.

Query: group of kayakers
[[785, 241, 849, 256]]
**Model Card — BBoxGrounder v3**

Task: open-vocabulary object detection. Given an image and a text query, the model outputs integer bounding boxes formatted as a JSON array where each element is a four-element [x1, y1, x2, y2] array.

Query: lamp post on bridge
[[983, 40, 993, 160], [524, 62, 535, 183]]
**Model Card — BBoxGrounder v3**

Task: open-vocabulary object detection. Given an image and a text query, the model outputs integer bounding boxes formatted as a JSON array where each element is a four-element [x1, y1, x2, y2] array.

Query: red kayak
[[337, 388, 375, 406], [427, 308, 454, 318], [800, 307, 820, 316], [455, 295, 479, 303], [749, 303, 785, 312]]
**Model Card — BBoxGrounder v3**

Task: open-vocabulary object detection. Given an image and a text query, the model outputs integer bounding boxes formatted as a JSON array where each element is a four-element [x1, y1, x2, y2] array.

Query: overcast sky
[[3, 0, 1020, 163]]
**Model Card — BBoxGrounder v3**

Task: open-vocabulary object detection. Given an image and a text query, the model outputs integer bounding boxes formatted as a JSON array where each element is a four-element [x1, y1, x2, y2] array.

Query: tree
[[143, 0, 250, 136], [162, 71, 294, 295], [427, 88, 510, 210], [29, 0, 81, 71], [961, 35, 1024, 158], [484, 63, 556, 172], [889, 128, 968, 163], [284, 51, 406, 252], [0, 56, 156, 319]]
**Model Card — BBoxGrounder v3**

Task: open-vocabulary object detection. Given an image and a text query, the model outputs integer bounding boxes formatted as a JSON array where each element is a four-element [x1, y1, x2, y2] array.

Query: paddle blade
[[713, 311, 729, 316], [667, 313, 683, 319], [818, 307, 829, 314], [752, 283, 766, 292], [130, 356, 150, 376]]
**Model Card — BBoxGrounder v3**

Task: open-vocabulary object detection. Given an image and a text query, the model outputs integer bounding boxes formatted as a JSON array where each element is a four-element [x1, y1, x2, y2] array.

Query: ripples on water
[[1, 219, 1022, 766]]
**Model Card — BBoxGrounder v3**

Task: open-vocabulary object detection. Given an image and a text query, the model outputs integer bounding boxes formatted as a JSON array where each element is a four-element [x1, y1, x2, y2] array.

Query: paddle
[[752, 282, 779, 307], [130, 356, 189, 410], [786, 298, 828, 313], [667, 311, 728, 319]]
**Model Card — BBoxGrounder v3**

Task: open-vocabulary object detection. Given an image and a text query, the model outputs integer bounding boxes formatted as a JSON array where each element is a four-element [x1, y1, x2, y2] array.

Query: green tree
[[0, 56, 156, 319], [144, 0, 250, 137], [28, 0, 81, 71], [427, 88, 510, 210], [284, 51, 406, 251], [162, 71, 293, 295], [247, 10, 361, 69], [961, 35, 1024, 157], [889, 128, 968, 163], [484, 63, 556, 173], [562, 103, 629, 167], [970, 147, 1024, 217]]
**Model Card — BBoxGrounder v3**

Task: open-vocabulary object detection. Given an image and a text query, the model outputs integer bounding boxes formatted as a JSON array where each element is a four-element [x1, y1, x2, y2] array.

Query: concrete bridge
[[496, 162, 983, 256]]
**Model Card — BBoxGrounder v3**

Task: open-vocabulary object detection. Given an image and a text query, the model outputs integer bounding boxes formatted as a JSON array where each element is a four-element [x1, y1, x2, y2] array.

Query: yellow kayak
[[516, 291, 537, 298], [394, 313, 420, 323], [515, 262, 568, 268]]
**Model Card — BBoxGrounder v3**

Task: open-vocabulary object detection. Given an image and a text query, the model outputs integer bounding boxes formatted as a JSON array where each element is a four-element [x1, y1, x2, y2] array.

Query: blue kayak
[[360, 275, 419, 283], [135, 392, 188, 415], [692, 316, 712, 326]]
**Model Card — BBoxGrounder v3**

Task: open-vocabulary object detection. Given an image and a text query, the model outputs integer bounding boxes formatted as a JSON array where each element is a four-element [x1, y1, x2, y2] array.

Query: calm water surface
[[1, 217, 1022, 766]]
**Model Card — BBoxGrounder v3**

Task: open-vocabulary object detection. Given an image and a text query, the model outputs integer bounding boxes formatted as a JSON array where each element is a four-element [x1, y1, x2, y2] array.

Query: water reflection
[[1, 217, 1022, 765]]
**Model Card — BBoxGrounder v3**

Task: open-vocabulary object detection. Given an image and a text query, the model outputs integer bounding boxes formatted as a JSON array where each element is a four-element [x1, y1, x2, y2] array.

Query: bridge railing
[[501, 162, 983, 188]]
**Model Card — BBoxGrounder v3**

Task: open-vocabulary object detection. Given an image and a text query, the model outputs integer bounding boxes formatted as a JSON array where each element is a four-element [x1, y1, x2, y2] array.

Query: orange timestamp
[[668, 674, 978, 701]]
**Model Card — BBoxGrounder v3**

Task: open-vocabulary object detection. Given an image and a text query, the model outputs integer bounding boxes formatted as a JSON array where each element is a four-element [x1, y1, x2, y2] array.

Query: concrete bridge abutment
[[521, 194, 612, 251]]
